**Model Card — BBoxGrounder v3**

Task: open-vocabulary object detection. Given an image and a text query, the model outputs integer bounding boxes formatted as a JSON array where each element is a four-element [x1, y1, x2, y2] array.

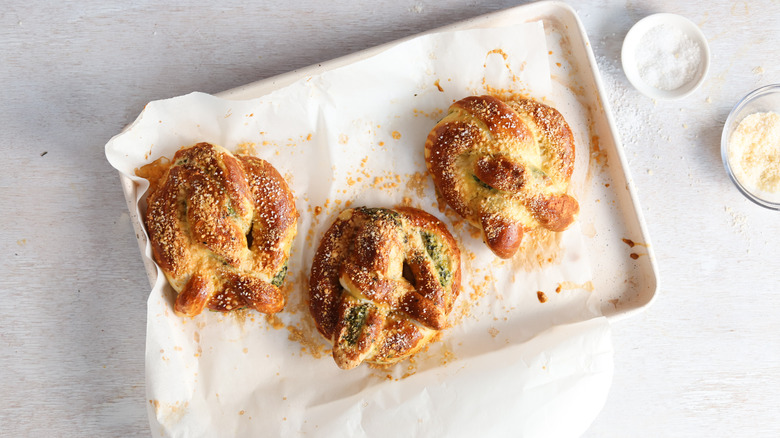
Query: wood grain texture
[[2, 0, 779, 436]]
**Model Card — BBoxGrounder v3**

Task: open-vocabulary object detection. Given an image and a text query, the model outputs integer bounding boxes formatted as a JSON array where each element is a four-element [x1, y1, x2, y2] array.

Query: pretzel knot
[[145, 142, 298, 317], [425, 95, 580, 259], [309, 207, 462, 369]]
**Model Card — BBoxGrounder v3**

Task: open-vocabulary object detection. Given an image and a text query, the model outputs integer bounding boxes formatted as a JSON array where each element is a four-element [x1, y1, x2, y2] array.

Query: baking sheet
[[134, 1, 658, 320], [107, 1, 657, 436]]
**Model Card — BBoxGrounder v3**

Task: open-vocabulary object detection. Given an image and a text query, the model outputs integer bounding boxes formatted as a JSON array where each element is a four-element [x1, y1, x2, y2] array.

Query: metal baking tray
[[119, 0, 658, 321]]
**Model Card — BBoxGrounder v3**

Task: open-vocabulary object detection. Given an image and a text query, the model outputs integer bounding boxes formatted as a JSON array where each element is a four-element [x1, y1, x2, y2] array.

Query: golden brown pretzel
[[144, 142, 298, 317], [309, 207, 461, 369], [425, 95, 579, 259]]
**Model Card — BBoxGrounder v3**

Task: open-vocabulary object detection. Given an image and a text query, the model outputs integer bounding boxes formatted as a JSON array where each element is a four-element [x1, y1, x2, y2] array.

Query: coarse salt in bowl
[[722, 84, 780, 210], [622, 13, 710, 100]]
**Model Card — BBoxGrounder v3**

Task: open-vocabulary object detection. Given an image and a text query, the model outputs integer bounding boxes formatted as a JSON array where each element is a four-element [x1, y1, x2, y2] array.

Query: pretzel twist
[[425, 95, 579, 258], [145, 142, 298, 317], [309, 207, 462, 369]]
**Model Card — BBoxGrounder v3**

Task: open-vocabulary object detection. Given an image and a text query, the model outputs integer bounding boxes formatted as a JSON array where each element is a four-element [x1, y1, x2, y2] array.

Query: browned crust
[[308, 206, 461, 369], [506, 98, 576, 180], [424, 119, 481, 222], [424, 95, 579, 259], [480, 213, 524, 260], [144, 142, 298, 317], [453, 95, 531, 141], [238, 156, 298, 274]]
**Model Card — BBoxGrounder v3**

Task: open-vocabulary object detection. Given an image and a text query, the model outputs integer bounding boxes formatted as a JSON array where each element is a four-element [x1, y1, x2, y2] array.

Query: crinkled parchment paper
[[106, 21, 613, 437]]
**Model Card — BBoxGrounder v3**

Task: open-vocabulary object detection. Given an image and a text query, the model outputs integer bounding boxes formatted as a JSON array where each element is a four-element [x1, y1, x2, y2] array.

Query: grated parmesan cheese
[[728, 111, 780, 194]]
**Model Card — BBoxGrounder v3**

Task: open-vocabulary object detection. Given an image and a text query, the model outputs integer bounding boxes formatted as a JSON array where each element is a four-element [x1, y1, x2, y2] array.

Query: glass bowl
[[721, 84, 780, 210]]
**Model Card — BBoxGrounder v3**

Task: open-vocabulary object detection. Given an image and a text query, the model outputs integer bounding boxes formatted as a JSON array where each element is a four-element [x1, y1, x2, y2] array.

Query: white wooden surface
[[2, 0, 779, 436]]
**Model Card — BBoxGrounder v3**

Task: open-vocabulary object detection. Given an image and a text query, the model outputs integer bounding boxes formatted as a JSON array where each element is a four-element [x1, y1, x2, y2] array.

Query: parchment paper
[[106, 21, 613, 437]]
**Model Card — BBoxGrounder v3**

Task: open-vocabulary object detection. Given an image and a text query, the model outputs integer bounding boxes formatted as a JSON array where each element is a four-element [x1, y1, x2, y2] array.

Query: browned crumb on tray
[[405, 171, 430, 198], [509, 228, 564, 272], [622, 238, 648, 248], [235, 142, 257, 156], [480, 82, 530, 102], [439, 343, 457, 366], [555, 281, 595, 293], [286, 323, 328, 359], [590, 134, 608, 167], [228, 308, 253, 325], [401, 358, 418, 379], [134, 156, 171, 197], [440, 207, 468, 233], [148, 399, 190, 417], [446, 258, 493, 327], [265, 313, 285, 330], [413, 107, 445, 119], [483, 49, 524, 83]]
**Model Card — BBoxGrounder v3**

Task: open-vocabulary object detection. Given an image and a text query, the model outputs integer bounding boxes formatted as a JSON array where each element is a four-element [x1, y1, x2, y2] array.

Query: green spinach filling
[[472, 174, 495, 191], [271, 262, 288, 287], [343, 303, 371, 346], [420, 231, 452, 288], [357, 207, 402, 227], [528, 165, 549, 181]]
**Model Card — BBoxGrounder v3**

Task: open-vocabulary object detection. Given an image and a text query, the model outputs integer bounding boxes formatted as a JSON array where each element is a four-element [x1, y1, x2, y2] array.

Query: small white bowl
[[621, 13, 710, 100]]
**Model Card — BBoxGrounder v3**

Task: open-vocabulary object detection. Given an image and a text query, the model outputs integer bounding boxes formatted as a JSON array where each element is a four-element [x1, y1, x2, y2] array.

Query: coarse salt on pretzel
[[144, 142, 298, 317], [309, 207, 461, 370], [425, 95, 579, 259]]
